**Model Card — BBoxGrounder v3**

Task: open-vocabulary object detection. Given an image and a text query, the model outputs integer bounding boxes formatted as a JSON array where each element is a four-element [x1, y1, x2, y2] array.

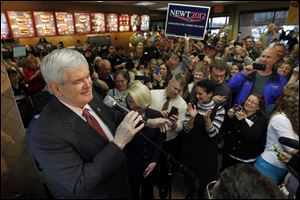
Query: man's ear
[[49, 83, 63, 97]]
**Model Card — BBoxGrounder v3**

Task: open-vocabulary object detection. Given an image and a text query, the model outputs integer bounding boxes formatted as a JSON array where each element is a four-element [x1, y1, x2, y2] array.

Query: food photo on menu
[[7, 11, 35, 38], [75, 13, 91, 34], [55, 12, 74, 35], [91, 13, 105, 33], [33, 11, 56, 36]]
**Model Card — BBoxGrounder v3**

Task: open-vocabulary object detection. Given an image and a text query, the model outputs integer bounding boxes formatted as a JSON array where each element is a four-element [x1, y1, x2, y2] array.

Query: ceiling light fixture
[[134, 1, 156, 6], [156, 7, 168, 11]]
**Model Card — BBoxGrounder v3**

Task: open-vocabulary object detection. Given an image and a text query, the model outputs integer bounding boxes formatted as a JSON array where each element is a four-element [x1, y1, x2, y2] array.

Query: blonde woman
[[124, 81, 166, 199]]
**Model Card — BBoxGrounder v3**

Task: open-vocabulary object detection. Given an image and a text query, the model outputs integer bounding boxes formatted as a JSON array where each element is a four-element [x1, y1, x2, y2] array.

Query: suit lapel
[[89, 98, 117, 136], [53, 97, 108, 146]]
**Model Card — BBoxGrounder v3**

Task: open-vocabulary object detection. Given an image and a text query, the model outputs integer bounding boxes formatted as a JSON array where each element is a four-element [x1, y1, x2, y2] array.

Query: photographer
[[228, 47, 287, 113], [220, 93, 268, 170]]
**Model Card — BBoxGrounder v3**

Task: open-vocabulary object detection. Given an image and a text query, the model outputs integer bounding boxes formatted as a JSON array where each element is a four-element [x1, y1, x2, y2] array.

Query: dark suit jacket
[[27, 92, 130, 199]]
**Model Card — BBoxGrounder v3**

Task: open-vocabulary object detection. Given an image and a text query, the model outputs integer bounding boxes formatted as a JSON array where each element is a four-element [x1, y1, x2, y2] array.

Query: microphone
[[103, 95, 147, 124], [278, 137, 299, 149]]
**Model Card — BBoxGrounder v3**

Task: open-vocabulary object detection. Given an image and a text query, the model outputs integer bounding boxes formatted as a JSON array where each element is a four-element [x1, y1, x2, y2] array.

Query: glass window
[[239, 10, 298, 41], [211, 17, 227, 28], [274, 11, 288, 25]]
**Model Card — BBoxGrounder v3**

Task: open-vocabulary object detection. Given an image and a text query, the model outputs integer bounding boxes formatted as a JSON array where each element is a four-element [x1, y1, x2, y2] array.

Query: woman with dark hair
[[179, 79, 226, 199], [221, 93, 268, 170], [105, 69, 130, 108]]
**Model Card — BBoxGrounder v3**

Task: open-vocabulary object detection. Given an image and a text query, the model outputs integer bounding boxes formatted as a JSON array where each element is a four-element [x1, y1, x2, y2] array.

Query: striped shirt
[[184, 100, 225, 138]]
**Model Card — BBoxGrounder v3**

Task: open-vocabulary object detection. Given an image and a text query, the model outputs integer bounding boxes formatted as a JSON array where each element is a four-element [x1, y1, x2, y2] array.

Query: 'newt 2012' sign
[[165, 3, 210, 39]]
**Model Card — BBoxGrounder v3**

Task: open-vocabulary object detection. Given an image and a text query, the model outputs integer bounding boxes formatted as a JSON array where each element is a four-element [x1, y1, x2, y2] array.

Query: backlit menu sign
[[33, 11, 56, 36], [91, 13, 105, 33], [119, 14, 129, 32], [74, 12, 91, 34], [7, 11, 35, 38], [1, 12, 11, 39], [106, 13, 118, 32], [55, 12, 75, 35], [130, 14, 140, 31], [141, 15, 150, 31]]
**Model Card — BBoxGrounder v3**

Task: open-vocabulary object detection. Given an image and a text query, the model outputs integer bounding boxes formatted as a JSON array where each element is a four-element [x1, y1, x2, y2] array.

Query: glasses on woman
[[206, 180, 218, 199]]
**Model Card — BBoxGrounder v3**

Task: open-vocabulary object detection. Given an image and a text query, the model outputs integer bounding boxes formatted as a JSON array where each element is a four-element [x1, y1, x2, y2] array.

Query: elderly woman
[[124, 81, 166, 199], [105, 69, 130, 108], [221, 93, 268, 170]]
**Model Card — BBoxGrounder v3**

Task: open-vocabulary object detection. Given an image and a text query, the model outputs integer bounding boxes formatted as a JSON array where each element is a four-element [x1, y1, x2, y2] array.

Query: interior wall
[[1, 62, 47, 199]]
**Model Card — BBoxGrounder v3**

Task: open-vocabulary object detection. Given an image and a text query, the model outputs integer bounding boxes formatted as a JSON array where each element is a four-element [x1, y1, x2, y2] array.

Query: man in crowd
[[150, 73, 188, 199], [228, 47, 287, 114]]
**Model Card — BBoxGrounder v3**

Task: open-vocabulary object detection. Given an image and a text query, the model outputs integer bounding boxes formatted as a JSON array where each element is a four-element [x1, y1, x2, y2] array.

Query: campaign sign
[[165, 3, 210, 39]]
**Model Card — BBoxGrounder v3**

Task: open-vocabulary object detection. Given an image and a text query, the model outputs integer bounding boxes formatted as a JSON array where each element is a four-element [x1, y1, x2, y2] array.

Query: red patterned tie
[[82, 108, 109, 143]]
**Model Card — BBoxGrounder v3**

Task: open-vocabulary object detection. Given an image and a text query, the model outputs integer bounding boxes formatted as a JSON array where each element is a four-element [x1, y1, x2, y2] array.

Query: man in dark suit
[[27, 48, 168, 199]]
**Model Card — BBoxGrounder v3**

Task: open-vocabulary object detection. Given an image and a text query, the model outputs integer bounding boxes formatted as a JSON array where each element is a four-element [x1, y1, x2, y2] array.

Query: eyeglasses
[[206, 180, 218, 199]]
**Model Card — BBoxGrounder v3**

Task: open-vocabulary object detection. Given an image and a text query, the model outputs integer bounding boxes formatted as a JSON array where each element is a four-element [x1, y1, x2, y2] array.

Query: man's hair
[[212, 164, 287, 199], [209, 58, 228, 72], [170, 73, 186, 89], [41, 49, 88, 85]]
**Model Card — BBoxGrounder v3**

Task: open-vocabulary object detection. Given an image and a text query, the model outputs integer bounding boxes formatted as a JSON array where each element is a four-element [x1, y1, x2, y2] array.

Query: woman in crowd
[[8, 70, 33, 128], [124, 81, 165, 199], [23, 55, 46, 96], [179, 79, 225, 199], [226, 61, 243, 81], [105, 69, 130, 108], [221, 93, 268, 170], [255, 83, 299, 184], [276, 60, 293, 80], [152, 62, 171, 89]]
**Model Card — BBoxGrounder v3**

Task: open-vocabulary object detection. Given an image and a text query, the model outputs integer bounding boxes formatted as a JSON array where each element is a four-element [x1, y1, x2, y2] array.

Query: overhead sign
[[165, 3, 210, 39]]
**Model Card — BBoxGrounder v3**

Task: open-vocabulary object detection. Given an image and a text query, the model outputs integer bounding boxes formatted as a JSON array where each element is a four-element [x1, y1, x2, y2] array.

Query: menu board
[[55, 12, 75, 35], [106, 13, 118, 32], [7, 11, 35, 38], [130, 14, 140, 31], [141, 15, 150, 31], [33, 11, 56, 36], [1, 12, 11, 39], [91, 13, 105, 33], [74, 12, 91, 34], [119, 14, 129, 32]]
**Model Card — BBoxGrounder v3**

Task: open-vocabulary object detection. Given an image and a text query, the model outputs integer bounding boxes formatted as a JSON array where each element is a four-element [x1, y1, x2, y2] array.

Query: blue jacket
[[228, 71, 287, 107]]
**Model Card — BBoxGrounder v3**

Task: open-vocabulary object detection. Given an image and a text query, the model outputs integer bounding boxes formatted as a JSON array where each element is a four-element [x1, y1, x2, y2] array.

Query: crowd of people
[[2, 22, 299, 199]]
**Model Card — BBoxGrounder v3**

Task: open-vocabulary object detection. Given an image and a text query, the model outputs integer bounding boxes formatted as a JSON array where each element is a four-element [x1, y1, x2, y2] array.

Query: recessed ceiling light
[[156, 7, 168, 10], [134, 2, 155, 6], [211, 1, 231, 3]]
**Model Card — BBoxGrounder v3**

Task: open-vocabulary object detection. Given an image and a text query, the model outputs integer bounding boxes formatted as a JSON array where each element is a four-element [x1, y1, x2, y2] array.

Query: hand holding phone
[[252, 63, 266, 71], [168, 106, 179, 118], [273, 144, 284, 158], [155, 66, 160, 75]]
